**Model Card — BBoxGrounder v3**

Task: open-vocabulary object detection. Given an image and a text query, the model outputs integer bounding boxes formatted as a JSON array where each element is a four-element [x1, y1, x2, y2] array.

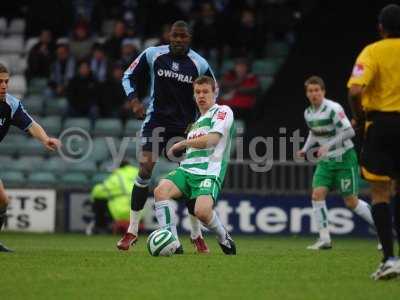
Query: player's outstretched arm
[[122, 49, 149, 119], [28, 122, 61, 151], [348, 85, 365, 123], [167, 133, 221, 157], [317, 127, 355, 157], [297, 130, 317, 158], [186, 133, 221, 149]]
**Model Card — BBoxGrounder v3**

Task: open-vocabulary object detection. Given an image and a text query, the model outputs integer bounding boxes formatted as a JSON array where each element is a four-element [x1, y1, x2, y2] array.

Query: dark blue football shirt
[[122, 45, 216, 132], [0, 94, 33, 142]]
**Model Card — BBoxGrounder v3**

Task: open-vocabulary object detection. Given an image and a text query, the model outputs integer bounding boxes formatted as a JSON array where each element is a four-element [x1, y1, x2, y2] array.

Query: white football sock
[[204, 211, 227, 243], [127, 210, 141, 235], [154, 200, 179, 241], [312, 200, 331, 242], [353, 199, 374, 226], [189, 214, 202, 239]]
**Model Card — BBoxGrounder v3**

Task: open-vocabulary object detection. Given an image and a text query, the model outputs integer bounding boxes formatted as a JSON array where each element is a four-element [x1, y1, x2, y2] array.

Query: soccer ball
[[147, 228, 179, 257]]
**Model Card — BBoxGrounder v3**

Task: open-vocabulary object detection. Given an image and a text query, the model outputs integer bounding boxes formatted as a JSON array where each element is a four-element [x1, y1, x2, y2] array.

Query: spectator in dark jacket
[[119, 38, 140, 70], [49, 42, 76, 96], [26, 29, 56, 81], [69, 21, 95, 61], [155, 24, 171, 46], [90, 43, 108, 83], [232, 9, 264, 58], [98, 62, 129, 119], [66, 60, 99, 118], [192, 2, 221, 60], [104, 21, 126, 61]]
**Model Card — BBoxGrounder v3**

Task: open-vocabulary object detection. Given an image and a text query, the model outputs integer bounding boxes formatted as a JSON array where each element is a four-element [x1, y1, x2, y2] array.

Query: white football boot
[[306, 239, 332, 250], [371, 258, 400, 280]]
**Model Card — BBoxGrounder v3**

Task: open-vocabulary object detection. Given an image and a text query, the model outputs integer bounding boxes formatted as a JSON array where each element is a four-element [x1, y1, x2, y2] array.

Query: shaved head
[[171, 20, 192, 34], [169, 20, 191, 56]]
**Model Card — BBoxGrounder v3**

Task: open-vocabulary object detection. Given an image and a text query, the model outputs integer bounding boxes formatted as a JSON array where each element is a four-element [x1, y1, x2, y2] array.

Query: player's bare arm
[[317, 126, 355, 158], [348, 84, 365, 127], [167, 133, 221, 158], [28, 121, 61, 151], [297, 130, 317, 158]]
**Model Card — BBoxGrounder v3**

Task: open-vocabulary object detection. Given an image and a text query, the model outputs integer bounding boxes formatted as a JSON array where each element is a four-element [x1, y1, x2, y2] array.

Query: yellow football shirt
[[347, 38, 400, 112]]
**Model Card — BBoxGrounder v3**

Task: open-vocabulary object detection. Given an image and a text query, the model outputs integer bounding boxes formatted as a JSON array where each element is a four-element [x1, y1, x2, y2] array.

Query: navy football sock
[[131, 177, 150, 211]]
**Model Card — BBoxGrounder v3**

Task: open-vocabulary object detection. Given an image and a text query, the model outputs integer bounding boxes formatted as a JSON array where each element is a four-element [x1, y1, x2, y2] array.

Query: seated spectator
[[119, 38, 140, 70], [49, 42, 76, 97], [66, 60, 99, 118], [125, 21, 142, 50], [125, 22, 142, 43], [90, 43, 108, 82], [219, 58, 260, 121], [156, 24, 171, 46], [98, 62, 129, 118], [26, 29, 55, 82], [104, 20, 126, 61], [192, 2, 221, 60], [69, 21, 95, 61], [232, 9, 264, 58]]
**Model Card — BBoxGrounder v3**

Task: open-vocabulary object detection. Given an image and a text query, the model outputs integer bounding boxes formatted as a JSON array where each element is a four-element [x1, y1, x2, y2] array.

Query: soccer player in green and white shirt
[[298, 76, 378, 250], [153, 75, 236, 255]]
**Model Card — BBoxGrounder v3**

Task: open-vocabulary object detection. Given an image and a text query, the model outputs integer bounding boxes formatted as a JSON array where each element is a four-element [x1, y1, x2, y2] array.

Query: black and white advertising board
[[3, 189, 56, 232]]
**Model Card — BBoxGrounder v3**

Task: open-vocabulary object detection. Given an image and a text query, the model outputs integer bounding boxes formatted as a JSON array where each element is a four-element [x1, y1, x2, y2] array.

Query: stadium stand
[[27, 171, 57, 186], [93, 118, 123, 137], [0, 0, 302, 188], [0, 17, 7, 35]]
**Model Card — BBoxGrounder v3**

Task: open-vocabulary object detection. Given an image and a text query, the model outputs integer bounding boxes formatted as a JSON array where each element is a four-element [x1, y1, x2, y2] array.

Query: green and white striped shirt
[[180, 104, 235, 185], [304, 98, 353, 158]]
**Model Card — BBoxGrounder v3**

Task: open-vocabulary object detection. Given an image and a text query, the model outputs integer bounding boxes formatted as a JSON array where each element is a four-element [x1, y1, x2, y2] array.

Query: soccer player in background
[[153, 75, 236, 255], [117, 21, 217, 253], [347, 4, 400, 280], [298, 76, 377, 250], [0, 63, 61, 252]]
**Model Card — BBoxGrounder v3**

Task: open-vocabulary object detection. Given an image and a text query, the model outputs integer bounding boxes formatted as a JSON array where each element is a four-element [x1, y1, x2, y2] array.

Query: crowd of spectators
[[19, 0, 304, 121]]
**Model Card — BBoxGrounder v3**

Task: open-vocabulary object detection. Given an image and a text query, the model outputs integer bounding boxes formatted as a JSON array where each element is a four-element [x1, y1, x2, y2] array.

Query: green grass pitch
[[1, 233, 399, 300]]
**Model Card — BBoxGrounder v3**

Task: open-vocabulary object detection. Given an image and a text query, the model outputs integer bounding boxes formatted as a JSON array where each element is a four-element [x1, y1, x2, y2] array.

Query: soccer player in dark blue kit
[[0, 63, 61, 252], [117, 21, 217, 253]]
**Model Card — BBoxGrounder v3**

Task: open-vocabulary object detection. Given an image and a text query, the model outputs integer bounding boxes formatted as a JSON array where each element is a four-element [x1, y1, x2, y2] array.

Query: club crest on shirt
[[128, 57, 140, 71], [338, 110, 346, 120], [217, 111, 227, 120], [172, 62, 179, 72], [0, 118, 5, 126], [352, 63, 364, 78]]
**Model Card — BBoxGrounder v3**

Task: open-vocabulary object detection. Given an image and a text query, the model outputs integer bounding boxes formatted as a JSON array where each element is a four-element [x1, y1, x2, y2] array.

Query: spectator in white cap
[[120, 38, 140, 70]]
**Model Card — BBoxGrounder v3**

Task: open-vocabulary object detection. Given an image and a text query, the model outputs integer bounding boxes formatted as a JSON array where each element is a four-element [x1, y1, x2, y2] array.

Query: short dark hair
[[92, 42, 104, 52], [304, 76, 325, 90], [78, 59, 90, 67], [379, 4, 400, 37], [57, 43, 69, 51], [0, 63, 9, 74], [171, 20, 192, 35], [193, 76, 216, 91], [235, 57, 250, 68]]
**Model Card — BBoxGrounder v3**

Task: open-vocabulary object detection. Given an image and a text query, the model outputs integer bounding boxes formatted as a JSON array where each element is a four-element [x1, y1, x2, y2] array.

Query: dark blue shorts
[[140, 123, 187, 157]]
